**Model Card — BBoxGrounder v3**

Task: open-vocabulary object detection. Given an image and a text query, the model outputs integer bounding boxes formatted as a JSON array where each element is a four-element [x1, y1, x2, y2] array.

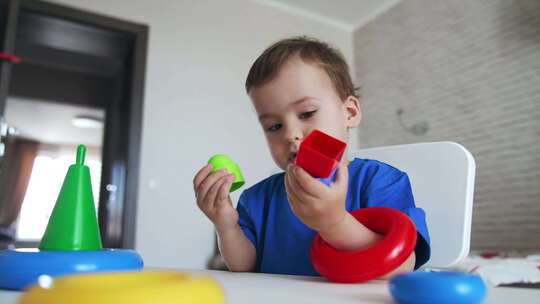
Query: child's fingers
[[331, 163, 349, 190], [291, 165, 321, 198], [286, 165, 315, 200], [215, 175, 235, 208], [285, 169, 304, 206], [284, 172, 297, 205], [285, 165, 300, 196], [196, 177, 219, 211], [286, 182, 309, 218], [284, 168, 295, 199], [193, 164, 214, 193], [287, 168, 306, 200], [196, 169, 228, 204], [204, 174, 230, 209]]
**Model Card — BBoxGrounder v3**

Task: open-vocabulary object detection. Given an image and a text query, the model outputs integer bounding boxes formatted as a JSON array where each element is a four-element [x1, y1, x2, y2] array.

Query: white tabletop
[[1, 269, 539, 304]]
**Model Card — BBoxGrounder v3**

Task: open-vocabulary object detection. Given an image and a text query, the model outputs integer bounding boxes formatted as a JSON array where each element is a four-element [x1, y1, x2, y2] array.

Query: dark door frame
[[0, 0, 18, 114], [0, 0, 148, 249]]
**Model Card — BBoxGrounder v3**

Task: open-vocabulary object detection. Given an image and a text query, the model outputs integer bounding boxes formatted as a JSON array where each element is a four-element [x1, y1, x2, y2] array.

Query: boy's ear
[[344, 96, 362, 129]]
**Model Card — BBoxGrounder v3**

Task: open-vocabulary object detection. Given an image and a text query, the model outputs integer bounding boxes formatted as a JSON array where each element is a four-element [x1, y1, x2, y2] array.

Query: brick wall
[[353, 0, 540, 251]]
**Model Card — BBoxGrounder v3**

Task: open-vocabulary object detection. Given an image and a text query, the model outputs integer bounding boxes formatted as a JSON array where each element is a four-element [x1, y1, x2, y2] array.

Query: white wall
[[48, 0, 352, 268]]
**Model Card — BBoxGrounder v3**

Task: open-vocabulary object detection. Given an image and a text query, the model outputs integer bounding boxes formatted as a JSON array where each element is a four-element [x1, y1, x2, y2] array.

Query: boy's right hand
[[193, 164, 239, 232]]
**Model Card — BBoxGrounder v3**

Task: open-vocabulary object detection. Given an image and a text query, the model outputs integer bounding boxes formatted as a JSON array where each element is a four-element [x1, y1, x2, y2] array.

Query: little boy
[[193, 36, 430, 278]]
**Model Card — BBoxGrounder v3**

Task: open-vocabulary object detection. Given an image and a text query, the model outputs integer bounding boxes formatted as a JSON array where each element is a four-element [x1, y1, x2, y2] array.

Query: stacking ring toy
[[316, 168, 337, 186], [389, 271, 488, 304], [295, 129, 347, 178], [311, 207, 417, 283], [208, 154, 245, 192], [0, 249, 143, 290], [19, 271, 225, 304]]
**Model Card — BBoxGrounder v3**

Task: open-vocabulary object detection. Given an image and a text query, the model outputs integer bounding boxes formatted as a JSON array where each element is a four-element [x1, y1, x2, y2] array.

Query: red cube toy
[[295, 130, 347, 178]]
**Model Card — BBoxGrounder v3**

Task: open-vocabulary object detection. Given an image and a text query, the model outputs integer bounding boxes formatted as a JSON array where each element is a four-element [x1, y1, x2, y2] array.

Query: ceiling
[[5, 96, 104, 147], [254, 0, 400, 31]]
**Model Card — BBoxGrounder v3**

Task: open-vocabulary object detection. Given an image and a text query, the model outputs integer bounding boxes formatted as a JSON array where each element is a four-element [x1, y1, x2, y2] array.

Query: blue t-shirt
[[236, 158, 431, 276]]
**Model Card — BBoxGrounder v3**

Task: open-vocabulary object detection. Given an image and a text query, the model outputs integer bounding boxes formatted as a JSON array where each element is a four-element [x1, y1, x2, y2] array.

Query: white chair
[[350, 142, 476, 268]]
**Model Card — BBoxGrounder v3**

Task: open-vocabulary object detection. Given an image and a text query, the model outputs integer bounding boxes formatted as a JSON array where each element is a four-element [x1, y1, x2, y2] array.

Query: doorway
[[0, 0, 148, 249]]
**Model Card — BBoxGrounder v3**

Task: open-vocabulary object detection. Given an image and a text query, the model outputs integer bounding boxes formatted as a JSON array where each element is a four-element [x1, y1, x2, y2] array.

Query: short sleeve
[[236, 192, 257, 246], [365, 170, 431, 269], [405, 207, 431, 269]]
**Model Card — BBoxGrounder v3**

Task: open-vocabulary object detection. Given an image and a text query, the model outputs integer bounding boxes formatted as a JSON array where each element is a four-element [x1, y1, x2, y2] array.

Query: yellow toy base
[[19, 271, 225, 304]]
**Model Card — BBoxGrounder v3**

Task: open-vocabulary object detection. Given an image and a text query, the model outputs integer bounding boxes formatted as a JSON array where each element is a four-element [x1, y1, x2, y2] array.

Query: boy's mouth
[[288, 152, 298, 163]]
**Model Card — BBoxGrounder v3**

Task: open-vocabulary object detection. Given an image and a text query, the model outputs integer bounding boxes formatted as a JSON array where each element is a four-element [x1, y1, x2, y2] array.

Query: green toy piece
[[207, 154, 245, 192], [39, 145, 103, 251]]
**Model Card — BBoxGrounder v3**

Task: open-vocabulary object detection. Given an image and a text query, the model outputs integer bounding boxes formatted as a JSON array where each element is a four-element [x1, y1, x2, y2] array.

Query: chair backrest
[[350, 142, 475, 268]]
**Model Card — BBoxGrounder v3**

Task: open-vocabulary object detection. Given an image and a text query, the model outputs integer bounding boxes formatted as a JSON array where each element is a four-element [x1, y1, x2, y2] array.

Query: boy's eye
[[266, 124, 282, 132], [300, 110, 317, 119]]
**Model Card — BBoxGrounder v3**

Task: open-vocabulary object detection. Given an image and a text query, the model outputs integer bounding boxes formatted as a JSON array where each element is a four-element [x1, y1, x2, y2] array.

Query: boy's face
[[249, 55, 361, 171]]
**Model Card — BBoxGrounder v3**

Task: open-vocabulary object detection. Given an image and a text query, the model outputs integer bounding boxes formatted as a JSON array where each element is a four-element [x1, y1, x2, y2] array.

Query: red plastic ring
[[310, 207, 417, 283], [0, 53, 20, 63]]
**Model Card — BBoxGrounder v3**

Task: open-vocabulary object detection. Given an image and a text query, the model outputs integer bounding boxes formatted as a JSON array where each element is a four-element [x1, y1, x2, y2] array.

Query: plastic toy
[[0, 249, 142, 290], [310, 207, 417, 283], [295, 129, 347, 178], [0, 145, 143, 290], [208, 154, 245, 192], [389, 271, 488, 304], [316, 167, 337, 185], [39, 145, 102, 251], [18, 271, 225, 304]]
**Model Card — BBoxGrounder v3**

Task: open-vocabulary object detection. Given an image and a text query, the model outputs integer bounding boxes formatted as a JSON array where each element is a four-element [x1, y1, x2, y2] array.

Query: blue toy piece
[[389, 271, 488, 304], [0, 249, 143, 290], [316, 168, 337, 185]]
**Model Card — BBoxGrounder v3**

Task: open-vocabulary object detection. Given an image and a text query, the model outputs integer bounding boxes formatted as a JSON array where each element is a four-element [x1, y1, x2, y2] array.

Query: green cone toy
[[39, 145, 103, 251]]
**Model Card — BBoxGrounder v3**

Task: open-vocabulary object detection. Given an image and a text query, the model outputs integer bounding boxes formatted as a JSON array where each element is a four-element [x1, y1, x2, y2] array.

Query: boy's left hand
[[285, 162, 348, 233]]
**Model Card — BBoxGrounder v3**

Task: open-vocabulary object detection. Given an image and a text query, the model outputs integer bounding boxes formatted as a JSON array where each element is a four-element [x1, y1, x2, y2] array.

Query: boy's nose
[[285, 128, 303, 144], [287, 131, 304, 144], [287, 135, 301, 144]]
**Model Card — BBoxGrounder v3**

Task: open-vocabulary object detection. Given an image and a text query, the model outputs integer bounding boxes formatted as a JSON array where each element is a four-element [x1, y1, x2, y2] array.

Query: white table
[[1, 269, 539, 303]]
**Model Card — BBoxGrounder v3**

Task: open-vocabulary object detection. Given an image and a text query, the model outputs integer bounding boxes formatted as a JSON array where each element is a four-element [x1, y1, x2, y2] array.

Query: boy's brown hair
[[245, 36, 359, 100]]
